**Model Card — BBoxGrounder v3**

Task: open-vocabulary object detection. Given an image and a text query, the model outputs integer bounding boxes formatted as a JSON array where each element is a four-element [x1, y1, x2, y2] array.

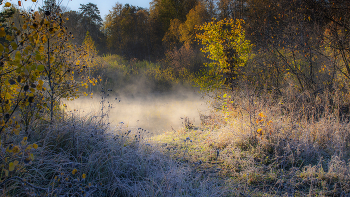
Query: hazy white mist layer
[[65, 89, 211, 134]]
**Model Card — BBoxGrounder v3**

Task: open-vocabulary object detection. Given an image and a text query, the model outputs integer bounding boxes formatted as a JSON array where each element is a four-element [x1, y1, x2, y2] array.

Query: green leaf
[[37, 65, 45, 71], [11, 42, 18, 50], [15, 51, 21, 61], [6, 35, 13, 41], [31, 64, 36, 71], [35, 52, 42, 61]]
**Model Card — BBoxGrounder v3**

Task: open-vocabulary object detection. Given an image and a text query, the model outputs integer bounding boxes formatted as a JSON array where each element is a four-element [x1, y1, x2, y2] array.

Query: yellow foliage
[[12, 146, 20, 154], [0, 27, 6, 38], [14, 129, 20, 135], [72, 168, 78, 175], [258, 113, 266, 118], [195, 18, 252, 91], [9, 162, 14, 171], [25, 145, 32, 151], [4, 2, 11, 7], [0, 5, 99, 187]]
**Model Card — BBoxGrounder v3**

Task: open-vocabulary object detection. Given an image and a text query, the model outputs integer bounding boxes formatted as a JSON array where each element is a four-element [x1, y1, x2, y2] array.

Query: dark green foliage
[[79, 3, 102, 26], [38, 0, 62, 13], [0, 7, 15, 23], [64, 3, 106, 54]]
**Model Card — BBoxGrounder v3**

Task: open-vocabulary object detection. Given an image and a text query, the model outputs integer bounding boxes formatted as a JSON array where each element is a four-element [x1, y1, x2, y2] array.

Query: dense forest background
[[59, 0, 350, 95]]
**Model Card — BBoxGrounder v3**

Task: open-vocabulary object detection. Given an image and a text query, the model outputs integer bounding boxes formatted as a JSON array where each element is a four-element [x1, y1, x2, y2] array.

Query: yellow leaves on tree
[[82, 31, 98, 55], [0, 3, 95, 185], [162, 2, 208, 50], [195, 18, 252, 91]]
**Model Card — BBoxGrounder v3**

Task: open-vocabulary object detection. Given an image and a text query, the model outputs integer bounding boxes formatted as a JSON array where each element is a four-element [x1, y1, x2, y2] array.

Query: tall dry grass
[[153, 85, 350, 196], [0, 112, 227, 196], [3, 81, 350, 196]]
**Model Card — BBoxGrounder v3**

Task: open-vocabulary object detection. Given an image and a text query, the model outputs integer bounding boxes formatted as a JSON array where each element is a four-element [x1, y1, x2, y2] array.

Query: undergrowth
[[152, 86, 350, 196], [3, 75, 350, 196], [0, 111, 228, 196]]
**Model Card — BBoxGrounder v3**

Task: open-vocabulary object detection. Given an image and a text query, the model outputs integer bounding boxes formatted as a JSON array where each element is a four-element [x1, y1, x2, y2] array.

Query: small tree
[[0, 1, 95, 188], [82, 31, 101, 94], [32, 7, 92, 122], [0, 2, 95, 129], [196, 18, 252, 91]]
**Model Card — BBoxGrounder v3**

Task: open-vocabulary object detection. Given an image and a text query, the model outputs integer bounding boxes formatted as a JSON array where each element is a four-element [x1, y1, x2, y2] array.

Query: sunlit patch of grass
[[152, 87, 350, 196]]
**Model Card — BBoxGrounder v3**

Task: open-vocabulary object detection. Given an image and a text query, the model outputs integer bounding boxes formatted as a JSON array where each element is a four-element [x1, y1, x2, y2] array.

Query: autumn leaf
[[72, 168, 78, 175], [4, 2, 11, 7], [11, 42, 18, 50], [0, 27, 6, 37], [9, 162, 14, 171], [37, 65, 44, 71], [33, 143, 38, 149], [35, 52, 42, 60], [12, 146, 20, 154], [15, 51, 21, 61]]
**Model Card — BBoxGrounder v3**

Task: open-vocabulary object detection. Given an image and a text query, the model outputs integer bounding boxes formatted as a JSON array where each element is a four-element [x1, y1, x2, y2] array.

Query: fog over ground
[[65, 87, 211, 134]]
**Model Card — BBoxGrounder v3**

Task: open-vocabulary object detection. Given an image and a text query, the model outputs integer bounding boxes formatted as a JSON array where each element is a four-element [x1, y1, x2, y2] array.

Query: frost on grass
[[0, 113, 227, 196], [152, 87, 350, 196]]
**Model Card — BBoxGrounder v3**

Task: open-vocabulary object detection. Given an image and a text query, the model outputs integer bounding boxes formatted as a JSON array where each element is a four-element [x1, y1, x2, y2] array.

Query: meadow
[[2, 54, 350, 196], [1, 2, 350, 195]]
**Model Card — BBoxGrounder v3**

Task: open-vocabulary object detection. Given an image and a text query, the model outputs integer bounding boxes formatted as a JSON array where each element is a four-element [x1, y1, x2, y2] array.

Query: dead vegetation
[[153, 85, 350, 196]]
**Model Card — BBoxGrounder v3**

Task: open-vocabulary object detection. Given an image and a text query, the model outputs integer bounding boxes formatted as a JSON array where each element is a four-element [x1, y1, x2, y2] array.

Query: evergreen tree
[[79, 3, 103, 27], [39, 0, 62, 14]]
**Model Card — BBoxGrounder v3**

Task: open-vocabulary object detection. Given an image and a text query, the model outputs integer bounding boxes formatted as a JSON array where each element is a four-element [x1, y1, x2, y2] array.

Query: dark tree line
[[63, 3, 106, 54], [33, 0, 350, 92]]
